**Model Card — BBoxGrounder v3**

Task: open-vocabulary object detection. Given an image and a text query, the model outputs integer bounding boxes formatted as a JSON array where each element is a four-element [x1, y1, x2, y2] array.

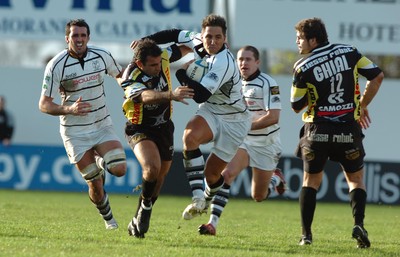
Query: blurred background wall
[[0, 0, 399, 203]]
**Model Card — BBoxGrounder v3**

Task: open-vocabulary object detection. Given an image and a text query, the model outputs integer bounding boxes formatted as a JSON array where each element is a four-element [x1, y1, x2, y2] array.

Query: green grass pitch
[[0, 190, 398, 257]]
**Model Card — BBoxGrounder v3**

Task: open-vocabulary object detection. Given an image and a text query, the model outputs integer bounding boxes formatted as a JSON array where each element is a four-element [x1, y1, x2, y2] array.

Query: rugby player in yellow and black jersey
[[291, 18, 384, 248], [120, 38, 193, 238]]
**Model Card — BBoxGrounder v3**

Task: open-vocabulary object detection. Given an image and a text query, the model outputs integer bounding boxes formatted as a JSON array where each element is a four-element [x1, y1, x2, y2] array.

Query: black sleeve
[[291, 96, 308, 112], [176, 69, 212, 103], [169, 44, 182, 63], [144, 29, 181, 45]]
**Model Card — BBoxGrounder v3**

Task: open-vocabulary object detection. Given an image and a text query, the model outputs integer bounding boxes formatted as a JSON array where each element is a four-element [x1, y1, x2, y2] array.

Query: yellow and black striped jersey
[[121, 47, 177, 127], [291, 43, 382, 123]]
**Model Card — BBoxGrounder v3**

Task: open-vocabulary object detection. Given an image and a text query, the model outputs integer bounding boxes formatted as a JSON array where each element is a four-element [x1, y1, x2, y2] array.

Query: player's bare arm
[[359, 71, 384, 129], [139, 86, 193, 105], [360, 72, 384, 109], [251, 109, 280, 130], [39, 95, 91, 116]]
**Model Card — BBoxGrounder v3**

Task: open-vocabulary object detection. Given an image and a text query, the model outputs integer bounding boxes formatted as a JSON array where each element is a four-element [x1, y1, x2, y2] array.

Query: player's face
[[201, 26, 226, 55], [296, 31, 316, 54], [66, 25, 89, 58], [138, 55, 162, 77], [237, 49, 259, 80]]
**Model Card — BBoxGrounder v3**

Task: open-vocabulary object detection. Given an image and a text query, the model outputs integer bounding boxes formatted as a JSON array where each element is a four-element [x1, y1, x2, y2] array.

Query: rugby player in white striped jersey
[[39, 19, 127, 230], [198, 45, 287, 235]]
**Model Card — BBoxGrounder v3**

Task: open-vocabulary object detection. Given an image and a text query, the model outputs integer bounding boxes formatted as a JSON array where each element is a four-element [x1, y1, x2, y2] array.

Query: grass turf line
[[0, 190, 399, 257]]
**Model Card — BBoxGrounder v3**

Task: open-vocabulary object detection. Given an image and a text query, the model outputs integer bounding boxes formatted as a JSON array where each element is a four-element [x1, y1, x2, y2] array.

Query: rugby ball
[[186, 59, 208, 82]]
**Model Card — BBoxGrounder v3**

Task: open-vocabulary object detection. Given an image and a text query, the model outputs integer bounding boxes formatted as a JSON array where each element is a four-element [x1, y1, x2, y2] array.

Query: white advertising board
[[230, 0, 400, 55], [0, 0, 208, 42]]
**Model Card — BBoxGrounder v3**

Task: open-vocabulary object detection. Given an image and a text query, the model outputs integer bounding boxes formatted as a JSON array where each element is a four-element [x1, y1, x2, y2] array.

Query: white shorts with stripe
[[240, 136, 282, 171], [61, 125, 122, 164], [196, 105, 252, 163]]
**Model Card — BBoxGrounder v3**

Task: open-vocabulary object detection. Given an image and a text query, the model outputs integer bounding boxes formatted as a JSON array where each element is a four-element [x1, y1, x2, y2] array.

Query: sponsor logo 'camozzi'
[[318, 103, 354, 113]]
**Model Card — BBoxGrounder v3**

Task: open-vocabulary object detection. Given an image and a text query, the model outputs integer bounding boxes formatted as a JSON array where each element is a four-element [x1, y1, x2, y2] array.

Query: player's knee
[[141, 162, 161, 176], [182, 130, 199, 149], [81, 163, 102, 182], [104, 149, 127, 177], [108, 163, 127, 177], [222, 170, 235, 184]]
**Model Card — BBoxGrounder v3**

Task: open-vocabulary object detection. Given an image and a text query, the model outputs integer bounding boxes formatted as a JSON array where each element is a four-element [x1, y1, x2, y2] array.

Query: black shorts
[[125, 120, 175, 161], [295, 121, 365, 173]]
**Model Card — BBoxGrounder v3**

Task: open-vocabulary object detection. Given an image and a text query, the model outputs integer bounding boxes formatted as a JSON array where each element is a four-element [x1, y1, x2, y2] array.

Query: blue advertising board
[[0, 144, 142, 193], [1, 144, 399, 204]]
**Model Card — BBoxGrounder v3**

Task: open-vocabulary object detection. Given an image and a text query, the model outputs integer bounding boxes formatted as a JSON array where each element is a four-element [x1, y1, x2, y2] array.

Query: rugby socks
[[268, 173, 281, 195], [135, 178, 157, 217], [204, 175, 225, 203], [95, 192, 114, 222], [349, 188, 367, 226], [208, 183, 230, 228], [299, 187, 317, 236], [141, 178, 157, 204], [183, 149, 205, 199]]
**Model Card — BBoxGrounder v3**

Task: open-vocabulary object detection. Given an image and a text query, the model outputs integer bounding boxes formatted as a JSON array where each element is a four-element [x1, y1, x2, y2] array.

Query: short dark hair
[[295, 17, 328, 44], [239, 45, 260, 61], [65, 19, 90, 36], [202, 14, 227, 36], [133, 38, 162, 64]]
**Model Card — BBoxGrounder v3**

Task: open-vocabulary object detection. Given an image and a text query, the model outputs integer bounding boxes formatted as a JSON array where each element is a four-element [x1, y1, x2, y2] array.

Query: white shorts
[[61, 125, 122, 164], [196, 106, 252, 163], [240, 137, 282, 171]]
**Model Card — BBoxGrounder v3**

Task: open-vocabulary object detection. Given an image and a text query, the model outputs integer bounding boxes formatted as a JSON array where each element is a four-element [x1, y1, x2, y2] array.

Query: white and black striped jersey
[[41, 46, 122, 136], [243, 70, 281, 146], [146, 29, 247, 117], [177, 30, 247, 116]]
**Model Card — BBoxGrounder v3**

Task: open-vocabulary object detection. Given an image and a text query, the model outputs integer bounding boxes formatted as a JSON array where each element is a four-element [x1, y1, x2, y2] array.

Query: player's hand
[[70, 96, 92, 116], [171, 85, 194, 105], [182, 59, 195, 70], [358, 106, 371, 129]]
